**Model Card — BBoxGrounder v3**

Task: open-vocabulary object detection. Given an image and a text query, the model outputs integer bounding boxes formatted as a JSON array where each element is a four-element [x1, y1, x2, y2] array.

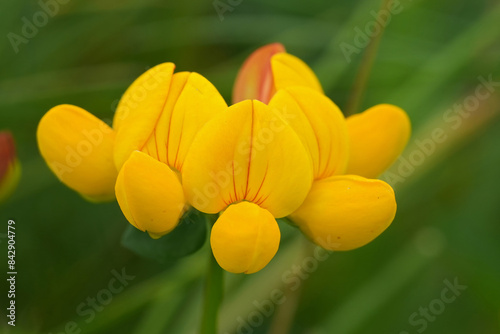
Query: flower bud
[[0, 132, 21, 203], [232, 43, 286, 104]]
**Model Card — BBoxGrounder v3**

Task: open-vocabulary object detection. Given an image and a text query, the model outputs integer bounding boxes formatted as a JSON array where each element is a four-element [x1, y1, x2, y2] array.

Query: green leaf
[[121, 207, 208, 263]]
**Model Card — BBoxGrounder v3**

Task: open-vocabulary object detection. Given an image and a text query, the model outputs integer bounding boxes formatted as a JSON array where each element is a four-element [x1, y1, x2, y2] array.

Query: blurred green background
[[1, 0, 499, 333]]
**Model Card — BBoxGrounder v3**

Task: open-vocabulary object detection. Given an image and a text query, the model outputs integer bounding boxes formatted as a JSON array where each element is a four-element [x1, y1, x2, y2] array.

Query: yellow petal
[[269, 87, 349, 179], [114, 67, 227, 172], [113, 63, 175, 169], [271, 53, 323, 93], [37, 105, 117, 202], [183, 100, 313, 218], [162, 72, 228, 172], [290, 175, 397, 251], [346, 104, 411, 178], [232, 43, 286, 104], [113, 62, 175, 130], [210, 201, 280, 274], [115, 151, 186, 237]]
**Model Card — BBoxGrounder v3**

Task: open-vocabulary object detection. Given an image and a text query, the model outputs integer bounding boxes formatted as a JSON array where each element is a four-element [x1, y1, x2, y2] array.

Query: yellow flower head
[[37, 44, 411, 274], [233, 43, 411, 252], [37, 63, 227, 238], [182, 99, 314, 273], [113, 63, 227, 238]]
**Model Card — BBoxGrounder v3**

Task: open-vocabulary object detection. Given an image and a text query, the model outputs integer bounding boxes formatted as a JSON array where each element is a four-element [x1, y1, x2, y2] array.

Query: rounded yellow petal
[[290, 175, 397, 251], [211, 201, 280, 274], [114, 67, 227, 171], [346, 104, 411, 178], [183, 100, 313, 218], [37, 105, 117, 202], [115, 151, 186, 237], [232, 43, 286, 104], [271, 53, 323, 93], [269, 87, 349, 179]]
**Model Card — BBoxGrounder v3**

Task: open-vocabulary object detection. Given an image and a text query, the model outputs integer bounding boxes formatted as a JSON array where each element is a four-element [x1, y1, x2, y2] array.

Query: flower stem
[[200, 215, 224, 334], [267, 237, 316, 334]]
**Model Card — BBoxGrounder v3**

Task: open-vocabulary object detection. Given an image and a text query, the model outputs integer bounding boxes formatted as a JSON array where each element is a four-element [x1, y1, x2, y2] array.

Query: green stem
[[345, 0, 392, 116], [267, 238, 314, 334], [200, 215, 224, 334]]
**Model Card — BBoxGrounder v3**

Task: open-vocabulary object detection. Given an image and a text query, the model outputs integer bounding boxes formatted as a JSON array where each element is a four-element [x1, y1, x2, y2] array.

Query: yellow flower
[[113, 63, 227, 238], [234, 44, 411, 251], [37, 45, 411, 274], [37, 63, 227, 238], [183, 99, 314, 273], [0, 131, 21, 203], [37, 104, 117, 202]]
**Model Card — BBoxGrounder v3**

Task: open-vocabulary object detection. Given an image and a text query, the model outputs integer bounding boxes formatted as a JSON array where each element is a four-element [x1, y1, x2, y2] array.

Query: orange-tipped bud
[[0, 132, 21, 203], [232, 43, 286, 104]]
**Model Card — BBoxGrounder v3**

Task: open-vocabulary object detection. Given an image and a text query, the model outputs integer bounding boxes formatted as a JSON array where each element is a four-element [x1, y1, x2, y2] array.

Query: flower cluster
[[37, 43, 410, 274]]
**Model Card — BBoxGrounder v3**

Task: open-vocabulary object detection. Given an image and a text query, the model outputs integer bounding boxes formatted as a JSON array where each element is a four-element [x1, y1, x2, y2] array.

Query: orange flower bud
[[0, 132, 21, 203], [232, 43, 285, 104]]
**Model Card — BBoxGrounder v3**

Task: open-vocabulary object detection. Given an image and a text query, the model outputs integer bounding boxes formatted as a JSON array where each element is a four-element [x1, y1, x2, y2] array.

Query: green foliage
[[121, 208, 208, 263]]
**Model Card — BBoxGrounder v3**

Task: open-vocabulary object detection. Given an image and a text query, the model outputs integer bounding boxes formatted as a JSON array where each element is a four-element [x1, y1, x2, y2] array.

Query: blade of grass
[[344, 0, 393, 116], [312, 0, 389, 93], [387, 2, 500, 112], [130, 287, 185, 334], [316, 228, 444, 334]]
